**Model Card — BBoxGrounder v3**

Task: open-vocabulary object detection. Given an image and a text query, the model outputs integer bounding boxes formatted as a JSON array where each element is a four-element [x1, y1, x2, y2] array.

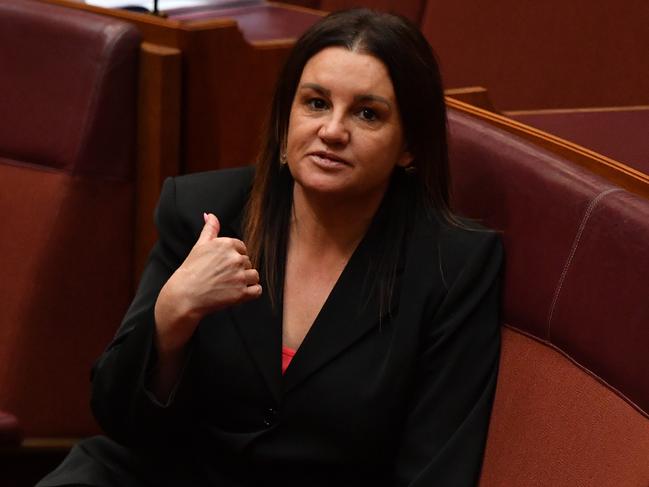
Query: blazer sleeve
[[394, 230, 503, 486], [90, 177, 197, 446]]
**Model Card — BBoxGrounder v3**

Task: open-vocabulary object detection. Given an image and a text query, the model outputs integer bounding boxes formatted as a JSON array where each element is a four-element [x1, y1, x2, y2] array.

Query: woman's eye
[[307, 98, 328, 110], [358, 107, 378, 122]]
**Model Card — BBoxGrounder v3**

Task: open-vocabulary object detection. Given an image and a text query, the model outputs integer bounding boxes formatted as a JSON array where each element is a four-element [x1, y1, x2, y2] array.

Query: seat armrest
[[0, 410, 22, 447]]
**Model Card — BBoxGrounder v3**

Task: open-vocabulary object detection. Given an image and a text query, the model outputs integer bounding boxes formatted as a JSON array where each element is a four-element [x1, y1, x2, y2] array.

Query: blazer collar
[[227, 200, 407, 400], [229, 285, 283, 402], [282, 222, 396, 394], [227, 204, 283, 402]]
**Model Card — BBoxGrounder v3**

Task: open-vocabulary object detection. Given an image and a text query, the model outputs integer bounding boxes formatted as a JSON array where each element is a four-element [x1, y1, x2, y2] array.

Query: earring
[[280, 151, 288, 165]]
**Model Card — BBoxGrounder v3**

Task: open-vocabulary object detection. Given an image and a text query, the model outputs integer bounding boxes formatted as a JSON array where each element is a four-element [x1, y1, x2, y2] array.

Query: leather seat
[[448, 107, 649, 486], [0, 0, 141, 441]]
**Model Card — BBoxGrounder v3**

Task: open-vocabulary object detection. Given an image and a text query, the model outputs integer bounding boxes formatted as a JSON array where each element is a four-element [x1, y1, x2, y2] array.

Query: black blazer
[[87, 167, 502, 486]]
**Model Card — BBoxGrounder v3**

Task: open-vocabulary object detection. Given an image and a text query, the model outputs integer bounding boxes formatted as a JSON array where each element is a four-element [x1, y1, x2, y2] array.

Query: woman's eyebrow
[[354, 94, 391, 110], [298, 84, 391, 109], [298, 83, 330, 97]]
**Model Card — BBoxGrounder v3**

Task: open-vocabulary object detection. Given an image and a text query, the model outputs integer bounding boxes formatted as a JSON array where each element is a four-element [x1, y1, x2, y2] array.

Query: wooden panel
[[175, 18, 292, 172], [506, 106, 649, 176], [135, 42, 182, 282], [424, 0, 649, 110], [317, 0, 425, 23], [444, 86, 495, 112]]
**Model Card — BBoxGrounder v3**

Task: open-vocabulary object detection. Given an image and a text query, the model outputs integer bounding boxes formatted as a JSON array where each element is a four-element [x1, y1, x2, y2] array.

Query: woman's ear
[[396, 149, 414, 168], [279, 139, 288, 165]]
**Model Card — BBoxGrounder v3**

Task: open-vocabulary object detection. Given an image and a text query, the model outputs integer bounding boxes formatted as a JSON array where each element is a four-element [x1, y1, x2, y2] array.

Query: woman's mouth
[[309, 152, 350, 168]]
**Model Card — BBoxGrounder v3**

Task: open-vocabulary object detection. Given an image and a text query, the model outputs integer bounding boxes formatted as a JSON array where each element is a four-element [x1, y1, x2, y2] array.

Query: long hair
[[244, 8, 452, 310]]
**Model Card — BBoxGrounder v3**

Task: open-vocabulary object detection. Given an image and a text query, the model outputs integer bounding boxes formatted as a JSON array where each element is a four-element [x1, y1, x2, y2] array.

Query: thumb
[[196, 212, 220, 244]]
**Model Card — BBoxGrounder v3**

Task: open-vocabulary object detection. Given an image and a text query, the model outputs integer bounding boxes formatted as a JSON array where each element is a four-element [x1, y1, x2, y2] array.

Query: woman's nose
[[318, 114, 350, 145]]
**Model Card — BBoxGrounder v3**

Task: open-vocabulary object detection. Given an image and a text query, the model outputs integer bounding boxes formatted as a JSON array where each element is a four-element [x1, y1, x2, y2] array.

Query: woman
[[39, 8, 502, 487]]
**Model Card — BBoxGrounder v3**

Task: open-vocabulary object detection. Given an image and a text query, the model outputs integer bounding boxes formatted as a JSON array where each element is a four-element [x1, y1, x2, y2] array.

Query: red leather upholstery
[[0, 0, 139, 179], [448, 107, 649, 485], [0, 0, 140, 438], [481, 328, 649, 486], [449, 111, 615, 337], [550, 191, 649, 411]]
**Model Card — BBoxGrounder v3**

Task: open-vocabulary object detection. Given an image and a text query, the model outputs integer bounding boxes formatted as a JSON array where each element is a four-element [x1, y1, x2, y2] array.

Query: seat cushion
[[0, 163, 134, 437], [480, 328, 649, 486]]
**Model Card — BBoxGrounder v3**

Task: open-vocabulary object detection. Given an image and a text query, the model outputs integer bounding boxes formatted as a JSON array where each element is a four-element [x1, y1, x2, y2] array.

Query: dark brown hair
[[244, 8, 452, 309]]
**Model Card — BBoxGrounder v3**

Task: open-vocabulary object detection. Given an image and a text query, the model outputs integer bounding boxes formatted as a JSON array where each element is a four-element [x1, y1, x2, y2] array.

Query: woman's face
[[286, 47, 412, 205]]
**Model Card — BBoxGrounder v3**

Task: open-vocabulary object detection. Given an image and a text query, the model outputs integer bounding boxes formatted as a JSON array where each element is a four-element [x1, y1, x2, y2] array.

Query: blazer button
[[263, 407, 277, 427]]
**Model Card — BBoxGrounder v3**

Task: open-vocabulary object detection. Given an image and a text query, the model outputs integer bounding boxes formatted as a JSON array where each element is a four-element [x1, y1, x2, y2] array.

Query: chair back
[[0, 0, 140, 438], [448, 107, 649, 485]]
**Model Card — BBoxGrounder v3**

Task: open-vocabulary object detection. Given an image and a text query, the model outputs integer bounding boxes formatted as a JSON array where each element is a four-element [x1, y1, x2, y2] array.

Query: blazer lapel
[[282, 219, 399, 394], [225, 206, 283, 403], [229, 288, 283, 403], [223, 187, 416, 399]]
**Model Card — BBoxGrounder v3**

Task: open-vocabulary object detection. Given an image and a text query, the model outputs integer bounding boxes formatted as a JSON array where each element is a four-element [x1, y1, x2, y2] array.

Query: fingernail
[[203, 212, 208, 223]]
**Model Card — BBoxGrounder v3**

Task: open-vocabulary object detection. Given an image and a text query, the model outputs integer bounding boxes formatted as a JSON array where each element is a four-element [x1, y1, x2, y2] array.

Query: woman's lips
[[308, 152, 350, 168]]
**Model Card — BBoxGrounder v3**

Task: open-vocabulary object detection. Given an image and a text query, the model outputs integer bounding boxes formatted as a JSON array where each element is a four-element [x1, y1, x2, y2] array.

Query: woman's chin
[[293, 178, 389, 211], [292, 170, 350, 194]]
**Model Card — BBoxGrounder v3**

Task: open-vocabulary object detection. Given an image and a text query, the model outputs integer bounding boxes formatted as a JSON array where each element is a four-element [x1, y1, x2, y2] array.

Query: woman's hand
[[154, 213, 262, 355]]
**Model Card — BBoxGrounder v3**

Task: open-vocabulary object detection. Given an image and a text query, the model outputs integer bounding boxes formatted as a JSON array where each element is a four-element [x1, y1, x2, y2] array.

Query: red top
[[282, 345, 296, 374]]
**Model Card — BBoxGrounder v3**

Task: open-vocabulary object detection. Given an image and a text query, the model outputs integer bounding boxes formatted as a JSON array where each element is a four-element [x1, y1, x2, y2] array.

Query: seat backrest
[[447, 107, 649, 485], [0, 0, 140, 179], [0, 0, 140, 438]]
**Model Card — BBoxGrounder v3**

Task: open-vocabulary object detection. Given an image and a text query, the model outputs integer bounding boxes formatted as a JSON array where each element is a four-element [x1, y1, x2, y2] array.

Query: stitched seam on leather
[[546, 188, 622, 339]]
